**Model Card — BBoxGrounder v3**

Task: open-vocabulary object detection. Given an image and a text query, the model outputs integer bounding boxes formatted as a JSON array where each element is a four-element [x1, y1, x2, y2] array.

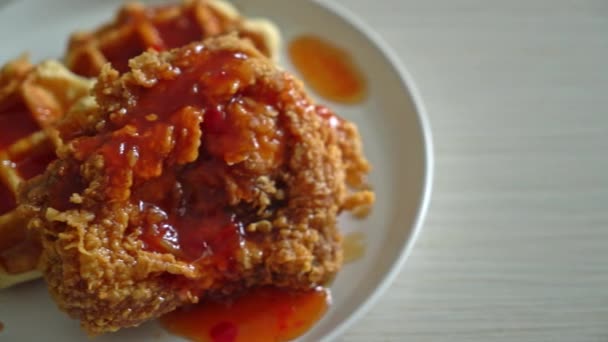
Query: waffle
[[0, 56, 93, 289], [66, 0, 281, 77]]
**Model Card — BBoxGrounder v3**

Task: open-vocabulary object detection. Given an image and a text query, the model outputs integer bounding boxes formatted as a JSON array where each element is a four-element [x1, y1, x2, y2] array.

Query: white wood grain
[[334, 0, 608, 341]]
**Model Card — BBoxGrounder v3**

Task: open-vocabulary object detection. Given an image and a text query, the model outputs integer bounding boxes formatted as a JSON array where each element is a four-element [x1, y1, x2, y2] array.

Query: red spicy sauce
[[151, 6, 204, 51], [289, 35, 367, 104], [161, 287, 330, 342], [0, 180, 15, 216], [12, 142, 55, 180], [0, 103, 40, 149], [137, 204, 245, 265]]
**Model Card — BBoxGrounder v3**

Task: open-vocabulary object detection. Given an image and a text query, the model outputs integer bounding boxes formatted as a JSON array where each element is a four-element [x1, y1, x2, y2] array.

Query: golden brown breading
[[20, 35, 373, 335]]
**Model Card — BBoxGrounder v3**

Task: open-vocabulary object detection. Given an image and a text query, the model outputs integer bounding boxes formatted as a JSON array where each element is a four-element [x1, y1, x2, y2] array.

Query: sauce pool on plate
[[288, 35, 367, 104], [161, 287, 330, 342]]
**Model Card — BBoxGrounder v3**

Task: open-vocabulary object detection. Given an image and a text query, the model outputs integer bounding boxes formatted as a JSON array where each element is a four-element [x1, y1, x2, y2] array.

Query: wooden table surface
[[336, 0, 608, 341]]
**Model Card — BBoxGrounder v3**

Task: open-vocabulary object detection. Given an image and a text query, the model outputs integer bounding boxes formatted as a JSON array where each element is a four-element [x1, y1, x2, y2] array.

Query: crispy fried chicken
[[20, 35, 373, 334]]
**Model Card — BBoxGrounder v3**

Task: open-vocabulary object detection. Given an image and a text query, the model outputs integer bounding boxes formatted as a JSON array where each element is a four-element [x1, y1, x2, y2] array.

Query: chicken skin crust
[[20, 35, 373, 334]]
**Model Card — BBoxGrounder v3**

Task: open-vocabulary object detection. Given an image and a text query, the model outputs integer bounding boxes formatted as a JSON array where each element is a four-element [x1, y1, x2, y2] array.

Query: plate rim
[[308, 0, 434, 341]]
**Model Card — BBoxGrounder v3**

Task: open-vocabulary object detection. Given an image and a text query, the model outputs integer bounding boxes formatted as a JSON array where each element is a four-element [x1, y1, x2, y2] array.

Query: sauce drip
[[289, 35, 367, 104], [0, 103, 40, 149], [161, 287, 330, 342], [342, 232, 366, 264]]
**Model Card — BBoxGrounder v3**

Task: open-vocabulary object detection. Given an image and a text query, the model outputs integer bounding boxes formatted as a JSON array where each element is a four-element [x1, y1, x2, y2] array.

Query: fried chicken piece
[[20, 35, 373, 334], [65, 0, 280, 77]]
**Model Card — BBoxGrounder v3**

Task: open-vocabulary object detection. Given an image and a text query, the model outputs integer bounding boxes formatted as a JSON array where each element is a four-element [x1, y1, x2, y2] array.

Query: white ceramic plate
[[0, 0, 433, 341]]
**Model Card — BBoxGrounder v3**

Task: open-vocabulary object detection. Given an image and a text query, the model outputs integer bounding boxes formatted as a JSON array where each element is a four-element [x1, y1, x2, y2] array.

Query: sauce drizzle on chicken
[[69, 46, 286, 262]]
